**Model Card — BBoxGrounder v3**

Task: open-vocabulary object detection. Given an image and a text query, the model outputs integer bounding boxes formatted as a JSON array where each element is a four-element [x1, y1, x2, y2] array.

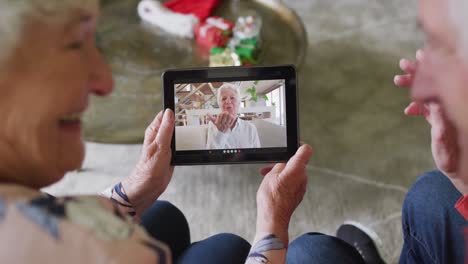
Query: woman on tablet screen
[[206, 83, 261, 149]]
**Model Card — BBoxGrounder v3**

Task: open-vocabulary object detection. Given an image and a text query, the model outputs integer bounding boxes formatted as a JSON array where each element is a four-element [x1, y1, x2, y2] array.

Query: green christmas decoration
[[210, 47, 226, 55], [232, 37, 260, 65]]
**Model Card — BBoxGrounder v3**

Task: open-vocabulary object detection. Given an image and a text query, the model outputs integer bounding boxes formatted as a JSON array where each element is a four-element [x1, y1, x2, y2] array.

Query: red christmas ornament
[[195, 16, 234, 49]]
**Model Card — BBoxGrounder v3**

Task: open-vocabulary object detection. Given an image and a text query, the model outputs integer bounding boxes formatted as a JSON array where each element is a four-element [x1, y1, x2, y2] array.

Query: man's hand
[[395, 50, 459, 176], [207, 112, 236, 133], [255, 145, 313, 245], [122, 109, 175, 217]]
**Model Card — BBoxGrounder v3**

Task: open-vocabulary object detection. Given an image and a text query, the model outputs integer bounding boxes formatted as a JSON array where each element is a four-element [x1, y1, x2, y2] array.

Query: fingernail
[[399, 59, 409, 68], [300, 144, 312, 153], [404, 107, 410, 115], [416, 49, 424, 61], [164, 109, 173, 120]]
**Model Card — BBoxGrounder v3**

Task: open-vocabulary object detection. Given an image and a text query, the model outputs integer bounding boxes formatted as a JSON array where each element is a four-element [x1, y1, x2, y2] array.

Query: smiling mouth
[[59, 112, 83, 130]]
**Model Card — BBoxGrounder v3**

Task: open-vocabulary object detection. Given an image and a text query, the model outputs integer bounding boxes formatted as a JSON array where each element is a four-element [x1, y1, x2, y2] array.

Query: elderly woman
[[206, 83, 261, 149], [0, 1, 360, 264]]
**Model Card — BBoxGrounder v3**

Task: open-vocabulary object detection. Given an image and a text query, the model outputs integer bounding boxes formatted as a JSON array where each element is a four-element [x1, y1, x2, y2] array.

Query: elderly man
[[335, 0, 468, 263], [206, 83, 261, 149], [395, 0, 468, 262]]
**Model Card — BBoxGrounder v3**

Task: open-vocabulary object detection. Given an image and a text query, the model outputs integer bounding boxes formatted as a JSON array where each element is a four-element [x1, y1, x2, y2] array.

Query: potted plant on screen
[[245, 81, 268, 107]]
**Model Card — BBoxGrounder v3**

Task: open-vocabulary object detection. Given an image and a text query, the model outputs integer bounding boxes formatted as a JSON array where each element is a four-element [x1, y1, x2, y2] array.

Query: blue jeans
[[141, 201, 364, 264], [287, 232, 365, 264], [400, 170, 467, 263]]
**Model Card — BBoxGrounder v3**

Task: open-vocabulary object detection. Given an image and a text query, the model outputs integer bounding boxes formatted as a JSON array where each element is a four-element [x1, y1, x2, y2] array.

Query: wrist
[[121, 176, 159, 217], [255, 220, 289, 246], [105, 182, 138, 217]]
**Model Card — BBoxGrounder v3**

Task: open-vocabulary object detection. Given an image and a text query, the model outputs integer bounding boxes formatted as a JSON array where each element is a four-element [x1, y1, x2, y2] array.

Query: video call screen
[[174, 80, 287, 153]]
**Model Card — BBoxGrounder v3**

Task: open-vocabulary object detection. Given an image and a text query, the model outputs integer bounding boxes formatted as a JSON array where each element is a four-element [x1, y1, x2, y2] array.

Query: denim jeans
[[141, 201, 364, 264], [141, 200, 251, 264], [400, 170, 467, 264], [287, 232, 365, 264]]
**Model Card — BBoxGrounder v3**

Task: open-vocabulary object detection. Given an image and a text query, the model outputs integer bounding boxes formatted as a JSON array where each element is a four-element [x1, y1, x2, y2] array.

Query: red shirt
[[455, 196, 468, 220], [455, 196, 468, 264]]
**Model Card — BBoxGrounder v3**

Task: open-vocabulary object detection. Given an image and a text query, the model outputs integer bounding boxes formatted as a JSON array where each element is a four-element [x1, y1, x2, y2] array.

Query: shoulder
[[0, 187, 169, 263]]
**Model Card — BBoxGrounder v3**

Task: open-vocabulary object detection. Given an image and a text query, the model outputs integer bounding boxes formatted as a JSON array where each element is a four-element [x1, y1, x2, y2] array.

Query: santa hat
[[138, 0, 221, 38], [163, 0, 221, 21]]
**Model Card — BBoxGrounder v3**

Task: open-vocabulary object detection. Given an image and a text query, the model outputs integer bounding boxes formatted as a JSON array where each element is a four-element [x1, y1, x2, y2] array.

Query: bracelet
[[109, 182, 136, 217], [246, 234, 285, 263]]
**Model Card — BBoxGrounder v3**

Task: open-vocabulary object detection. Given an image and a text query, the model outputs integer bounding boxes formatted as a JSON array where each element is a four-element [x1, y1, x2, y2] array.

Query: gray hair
[[217, 83, 241, 107], [0, 0, 98, 66], [449, 0, 468, 60]]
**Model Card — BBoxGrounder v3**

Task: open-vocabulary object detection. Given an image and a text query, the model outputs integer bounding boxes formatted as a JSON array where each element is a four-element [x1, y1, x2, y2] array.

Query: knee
[[206, 233, 251, 258], [151, 200, 180, 212], [288, 233, 364, 264], [209, 233, 251, 249], [143, 200, 185, 220], [178, 233, 251, 264]]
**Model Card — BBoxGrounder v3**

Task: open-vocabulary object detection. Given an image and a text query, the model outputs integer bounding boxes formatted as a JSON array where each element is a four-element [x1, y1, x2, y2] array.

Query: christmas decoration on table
[[209, 47, 241, 67], [136, 0, 264, 67], [163, 0, 221, 21], [233, 14, 262, 40], [137, 0, 221, 39], [230, 37, 259, 65], [229, 14, 263, 65], [195, 17, 235, 49]]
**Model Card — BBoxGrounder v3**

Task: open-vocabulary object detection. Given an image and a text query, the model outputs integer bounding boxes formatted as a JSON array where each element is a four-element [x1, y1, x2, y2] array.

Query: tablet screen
[[163, 65, 298, 165], [174, 80, 287, 154]]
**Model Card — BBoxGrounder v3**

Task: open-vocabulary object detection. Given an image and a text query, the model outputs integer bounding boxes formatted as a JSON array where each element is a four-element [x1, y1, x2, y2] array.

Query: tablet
[[163, 65, 299, 165]]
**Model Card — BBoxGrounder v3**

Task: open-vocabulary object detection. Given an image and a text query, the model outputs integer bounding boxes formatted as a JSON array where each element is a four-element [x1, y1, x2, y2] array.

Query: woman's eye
[[67, 41, 84, 50]]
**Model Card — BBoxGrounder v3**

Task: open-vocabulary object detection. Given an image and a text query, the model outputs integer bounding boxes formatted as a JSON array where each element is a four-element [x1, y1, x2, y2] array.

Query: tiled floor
[[44, 0, 434, 262]]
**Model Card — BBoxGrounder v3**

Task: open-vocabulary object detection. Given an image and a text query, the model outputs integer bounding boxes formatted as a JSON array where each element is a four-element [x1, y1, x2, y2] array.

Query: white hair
[[0, 0, 98, 66], [217, 83, 241, 107], [449, 0, 468, 60]]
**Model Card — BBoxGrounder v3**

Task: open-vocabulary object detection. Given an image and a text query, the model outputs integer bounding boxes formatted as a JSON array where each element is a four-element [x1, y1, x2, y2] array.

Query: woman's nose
[[88, 45, 114, 96]]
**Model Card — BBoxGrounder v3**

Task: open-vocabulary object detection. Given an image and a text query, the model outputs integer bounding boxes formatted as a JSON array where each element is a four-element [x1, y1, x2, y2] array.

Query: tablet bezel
[[163, 65, 299, 165]]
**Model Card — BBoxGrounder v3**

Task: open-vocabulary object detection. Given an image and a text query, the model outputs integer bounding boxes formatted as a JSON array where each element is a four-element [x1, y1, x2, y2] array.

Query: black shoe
[[336, 221, 386, 264]]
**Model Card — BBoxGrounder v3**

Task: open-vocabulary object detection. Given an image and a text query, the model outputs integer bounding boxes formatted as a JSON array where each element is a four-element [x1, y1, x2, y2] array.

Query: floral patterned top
[[0, 184, 171, 263]]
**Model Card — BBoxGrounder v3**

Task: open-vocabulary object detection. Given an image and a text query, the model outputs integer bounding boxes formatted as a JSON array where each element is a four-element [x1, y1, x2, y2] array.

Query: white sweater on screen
[[206, 119, 261, 149]]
